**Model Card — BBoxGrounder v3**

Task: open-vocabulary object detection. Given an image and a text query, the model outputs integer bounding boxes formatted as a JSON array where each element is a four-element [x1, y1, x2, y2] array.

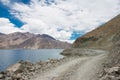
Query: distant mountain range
[[73, 14, 120, 49], [0, 32, 71, 49]]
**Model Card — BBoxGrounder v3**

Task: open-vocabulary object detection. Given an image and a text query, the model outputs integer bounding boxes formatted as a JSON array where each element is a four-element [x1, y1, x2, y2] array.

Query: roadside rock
[[100, 65, 120, 80], [0, 73, 4, 79]]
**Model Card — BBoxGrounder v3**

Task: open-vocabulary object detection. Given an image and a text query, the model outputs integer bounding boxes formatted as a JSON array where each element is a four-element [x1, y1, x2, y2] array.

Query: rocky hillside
[[99, 31, 120, 80], [0, 32, 71, 49], [73, 14, 120, 49], [108, 31, 120, 66]]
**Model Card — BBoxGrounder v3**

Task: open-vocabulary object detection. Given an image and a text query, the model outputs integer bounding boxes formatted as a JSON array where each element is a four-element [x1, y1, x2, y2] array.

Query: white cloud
[[0, 0, 10, 5], [0, 0, 120, 43], [0, 18, 22, 34]]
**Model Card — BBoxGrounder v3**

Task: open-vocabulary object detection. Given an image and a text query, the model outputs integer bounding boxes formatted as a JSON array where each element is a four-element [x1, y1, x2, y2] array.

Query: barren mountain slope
[[73, 14, 120, 49], [18, 34, 71, 49]]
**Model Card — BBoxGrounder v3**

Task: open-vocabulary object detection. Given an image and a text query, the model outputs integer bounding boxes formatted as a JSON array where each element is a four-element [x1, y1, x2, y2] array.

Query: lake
[[0, 49, 63, 71]]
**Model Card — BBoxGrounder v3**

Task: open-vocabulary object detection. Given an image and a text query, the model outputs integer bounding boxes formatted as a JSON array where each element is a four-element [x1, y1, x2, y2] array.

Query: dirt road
[[31, 50, 108, 80]]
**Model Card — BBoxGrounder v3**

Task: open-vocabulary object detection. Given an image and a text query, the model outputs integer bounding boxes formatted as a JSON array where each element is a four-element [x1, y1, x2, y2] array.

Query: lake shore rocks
[[0, 58, 65, 80]]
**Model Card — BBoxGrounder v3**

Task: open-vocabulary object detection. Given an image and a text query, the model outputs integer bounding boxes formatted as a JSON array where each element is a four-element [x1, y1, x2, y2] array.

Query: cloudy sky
[[0, 0, 120, 43]]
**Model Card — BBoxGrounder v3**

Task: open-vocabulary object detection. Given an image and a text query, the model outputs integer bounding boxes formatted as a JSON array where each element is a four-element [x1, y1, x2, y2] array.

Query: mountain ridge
[[0, 32, 71, 49]]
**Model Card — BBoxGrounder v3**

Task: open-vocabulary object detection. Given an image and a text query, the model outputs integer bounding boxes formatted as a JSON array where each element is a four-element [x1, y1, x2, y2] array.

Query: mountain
[[0, 32, 71, 49], [73, 14, 120, 49], [0, 32, 34, 49], [17, 34, 71, 49]]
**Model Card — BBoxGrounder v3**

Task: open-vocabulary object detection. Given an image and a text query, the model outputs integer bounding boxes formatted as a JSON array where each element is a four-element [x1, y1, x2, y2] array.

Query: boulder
[[0, 74, 4, 79], [6, 63, 23, 74]]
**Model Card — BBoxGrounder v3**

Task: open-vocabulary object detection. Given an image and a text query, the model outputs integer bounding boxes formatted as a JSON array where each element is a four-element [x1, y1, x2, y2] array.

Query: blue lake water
[[0, 49, 63, 71]]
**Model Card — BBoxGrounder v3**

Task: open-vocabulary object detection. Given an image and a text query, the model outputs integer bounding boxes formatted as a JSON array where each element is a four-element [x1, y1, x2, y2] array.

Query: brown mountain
[[18, 34, 71, 49], [73, 14, 120, 49], [0, 32, 71, 49]]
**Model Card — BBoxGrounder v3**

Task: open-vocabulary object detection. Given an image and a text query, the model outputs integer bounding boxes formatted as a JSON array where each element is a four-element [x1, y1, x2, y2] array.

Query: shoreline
[[0, 56, 67, 80], [0, 49, 64, 72]]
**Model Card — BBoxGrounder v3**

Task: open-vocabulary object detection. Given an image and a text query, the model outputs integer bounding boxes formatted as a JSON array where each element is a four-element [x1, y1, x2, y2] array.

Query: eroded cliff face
[[0, 32, 71, 49], [73, 14, 120, 49]]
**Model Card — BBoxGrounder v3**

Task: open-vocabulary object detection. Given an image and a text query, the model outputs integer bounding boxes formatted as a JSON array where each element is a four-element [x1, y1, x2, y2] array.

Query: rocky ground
[[0, 49, 108, 80], [98, 32, 120, 80]]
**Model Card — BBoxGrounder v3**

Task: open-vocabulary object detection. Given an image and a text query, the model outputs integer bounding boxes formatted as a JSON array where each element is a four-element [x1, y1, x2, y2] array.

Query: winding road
[[31, 49, 108, 80]]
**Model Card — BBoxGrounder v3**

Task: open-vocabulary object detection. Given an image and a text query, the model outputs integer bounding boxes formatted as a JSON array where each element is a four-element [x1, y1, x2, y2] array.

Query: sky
[[0, 0, 120, 43]]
